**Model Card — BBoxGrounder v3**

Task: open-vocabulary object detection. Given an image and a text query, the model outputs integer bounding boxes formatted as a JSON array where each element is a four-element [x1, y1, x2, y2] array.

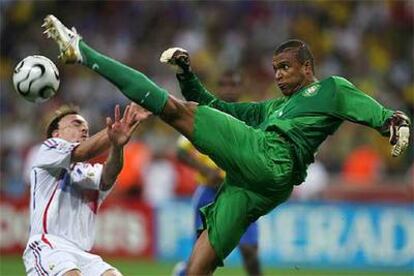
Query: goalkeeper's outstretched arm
[[332, 77, 410, 157], [160, 47, 268, 127]]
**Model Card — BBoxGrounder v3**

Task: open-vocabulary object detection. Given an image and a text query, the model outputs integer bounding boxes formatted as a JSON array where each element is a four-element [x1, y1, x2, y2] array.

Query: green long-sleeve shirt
[[179, 73, 394, 171]]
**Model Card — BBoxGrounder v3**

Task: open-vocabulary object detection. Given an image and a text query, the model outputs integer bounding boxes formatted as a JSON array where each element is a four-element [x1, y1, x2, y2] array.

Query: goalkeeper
[[43, 15, 411, 275]]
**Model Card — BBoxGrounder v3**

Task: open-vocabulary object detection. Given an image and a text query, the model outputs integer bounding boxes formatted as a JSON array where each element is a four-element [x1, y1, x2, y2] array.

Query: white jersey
[[28, 138, 110, 251]]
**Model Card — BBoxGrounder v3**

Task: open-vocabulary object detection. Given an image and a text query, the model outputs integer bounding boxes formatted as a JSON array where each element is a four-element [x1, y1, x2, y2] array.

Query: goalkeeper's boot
[[42, 15, 83, 64]]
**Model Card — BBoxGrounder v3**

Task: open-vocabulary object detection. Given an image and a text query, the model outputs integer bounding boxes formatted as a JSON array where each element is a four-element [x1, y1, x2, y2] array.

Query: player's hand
[[388, 111, 411, 157], [160, 47, 191, 74], [128, 102, 152, 122], [106, 104, 147, 147]]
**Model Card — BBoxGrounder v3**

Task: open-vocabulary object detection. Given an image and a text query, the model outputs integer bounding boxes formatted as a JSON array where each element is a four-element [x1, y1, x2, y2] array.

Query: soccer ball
[[12, 55, 60, 103]]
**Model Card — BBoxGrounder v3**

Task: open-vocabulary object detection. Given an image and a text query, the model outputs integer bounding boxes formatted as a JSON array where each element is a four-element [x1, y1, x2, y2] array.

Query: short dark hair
[[274, 39, 315, 73], [45, 105, 80, 138]]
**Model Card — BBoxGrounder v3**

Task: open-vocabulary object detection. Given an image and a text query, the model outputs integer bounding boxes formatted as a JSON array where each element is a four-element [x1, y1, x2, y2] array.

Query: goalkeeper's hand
[[387, 111, 411, 157], [160, 47, 191, 74]]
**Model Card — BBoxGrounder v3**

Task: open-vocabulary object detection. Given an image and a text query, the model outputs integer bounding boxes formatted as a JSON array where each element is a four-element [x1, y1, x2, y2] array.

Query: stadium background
[[1, 1, 413, 275]]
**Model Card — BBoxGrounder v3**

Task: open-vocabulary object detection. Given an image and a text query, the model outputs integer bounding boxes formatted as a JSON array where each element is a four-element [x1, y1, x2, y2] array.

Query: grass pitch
[[1, 255, 412, 275]]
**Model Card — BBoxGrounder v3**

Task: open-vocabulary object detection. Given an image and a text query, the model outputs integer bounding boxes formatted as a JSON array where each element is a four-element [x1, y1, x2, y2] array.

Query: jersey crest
[[302, 84, 320, 97]]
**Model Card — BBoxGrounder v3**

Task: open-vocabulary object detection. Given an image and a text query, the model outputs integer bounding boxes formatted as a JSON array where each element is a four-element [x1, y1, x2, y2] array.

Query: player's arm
[[332, 77, 410, 156], [72, 103, 150, 163], [180, 73, 271, 127], [100, 104, 144, 191], [177, 136, 223, 187], [37, 126, 122, 170], [177, 147, 223, 188], [100, 144, 123, 191], [160, 48, 269, 127], [71, 128, 109, 162]]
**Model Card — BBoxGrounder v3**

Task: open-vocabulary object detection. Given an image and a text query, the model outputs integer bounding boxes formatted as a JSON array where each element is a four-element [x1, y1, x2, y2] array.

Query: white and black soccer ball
[[12, 55, 60, 103]]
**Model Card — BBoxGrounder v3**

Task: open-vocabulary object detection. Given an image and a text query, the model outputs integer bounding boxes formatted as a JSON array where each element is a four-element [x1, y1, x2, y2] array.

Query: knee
[[161, 97, 198, 137], [161, 96, 197, 121]]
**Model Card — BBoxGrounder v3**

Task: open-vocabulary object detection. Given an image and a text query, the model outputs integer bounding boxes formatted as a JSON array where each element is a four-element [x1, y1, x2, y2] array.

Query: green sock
[[78, 41, 168, 115]]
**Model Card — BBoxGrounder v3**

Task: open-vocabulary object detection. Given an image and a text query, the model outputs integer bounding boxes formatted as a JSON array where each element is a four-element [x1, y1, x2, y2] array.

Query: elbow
[[100, 177, 117, 191], [100, 164, 122, 191]]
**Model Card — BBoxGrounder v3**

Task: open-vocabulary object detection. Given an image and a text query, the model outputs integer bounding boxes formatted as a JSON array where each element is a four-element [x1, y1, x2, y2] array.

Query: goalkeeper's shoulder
[[326, 75, 356, 89]]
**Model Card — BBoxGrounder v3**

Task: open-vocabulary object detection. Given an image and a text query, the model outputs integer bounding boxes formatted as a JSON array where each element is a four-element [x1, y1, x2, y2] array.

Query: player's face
[[272, 50, 307, 96], [55, 114, 89, 143], [216, 76, 241, 103]]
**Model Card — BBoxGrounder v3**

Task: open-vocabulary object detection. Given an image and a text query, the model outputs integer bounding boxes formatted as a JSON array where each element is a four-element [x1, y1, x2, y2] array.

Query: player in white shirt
[[23, 104, 149, 276]]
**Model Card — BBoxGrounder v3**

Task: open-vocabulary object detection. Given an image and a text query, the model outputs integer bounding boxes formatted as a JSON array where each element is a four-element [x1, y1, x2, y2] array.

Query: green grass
[[1, 255, 412, 276]]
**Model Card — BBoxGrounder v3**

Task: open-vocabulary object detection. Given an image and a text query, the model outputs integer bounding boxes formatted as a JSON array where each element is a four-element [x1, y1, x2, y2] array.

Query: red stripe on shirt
[[42, 170, 64, 234], [41, 234, 53, 249]]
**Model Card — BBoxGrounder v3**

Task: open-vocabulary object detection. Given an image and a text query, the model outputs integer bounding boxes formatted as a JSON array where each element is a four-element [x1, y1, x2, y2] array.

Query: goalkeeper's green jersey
[[179, 74, 394, 172]]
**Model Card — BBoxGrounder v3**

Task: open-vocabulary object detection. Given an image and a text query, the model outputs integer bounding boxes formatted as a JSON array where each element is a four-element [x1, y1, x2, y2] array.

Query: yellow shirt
[[177, 136, 225, 184]]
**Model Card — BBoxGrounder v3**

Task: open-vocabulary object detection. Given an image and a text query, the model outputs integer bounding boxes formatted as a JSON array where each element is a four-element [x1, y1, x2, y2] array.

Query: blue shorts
[[192, 185, 258, 246]]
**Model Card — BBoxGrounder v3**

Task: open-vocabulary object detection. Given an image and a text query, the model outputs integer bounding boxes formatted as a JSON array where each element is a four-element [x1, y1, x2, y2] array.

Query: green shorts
[[192, 106, 296, 264]]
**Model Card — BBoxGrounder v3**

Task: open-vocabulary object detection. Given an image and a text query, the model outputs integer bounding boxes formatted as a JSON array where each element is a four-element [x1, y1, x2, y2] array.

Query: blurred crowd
[[1, 1, 413, 201]]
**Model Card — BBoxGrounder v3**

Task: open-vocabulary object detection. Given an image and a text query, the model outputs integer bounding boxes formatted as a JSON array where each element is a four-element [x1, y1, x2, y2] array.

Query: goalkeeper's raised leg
[[42, 14, 197, 139]]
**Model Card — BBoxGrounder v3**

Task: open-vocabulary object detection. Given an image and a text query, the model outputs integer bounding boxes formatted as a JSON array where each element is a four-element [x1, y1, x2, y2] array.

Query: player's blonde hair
[[45, 104, 80, 138]]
